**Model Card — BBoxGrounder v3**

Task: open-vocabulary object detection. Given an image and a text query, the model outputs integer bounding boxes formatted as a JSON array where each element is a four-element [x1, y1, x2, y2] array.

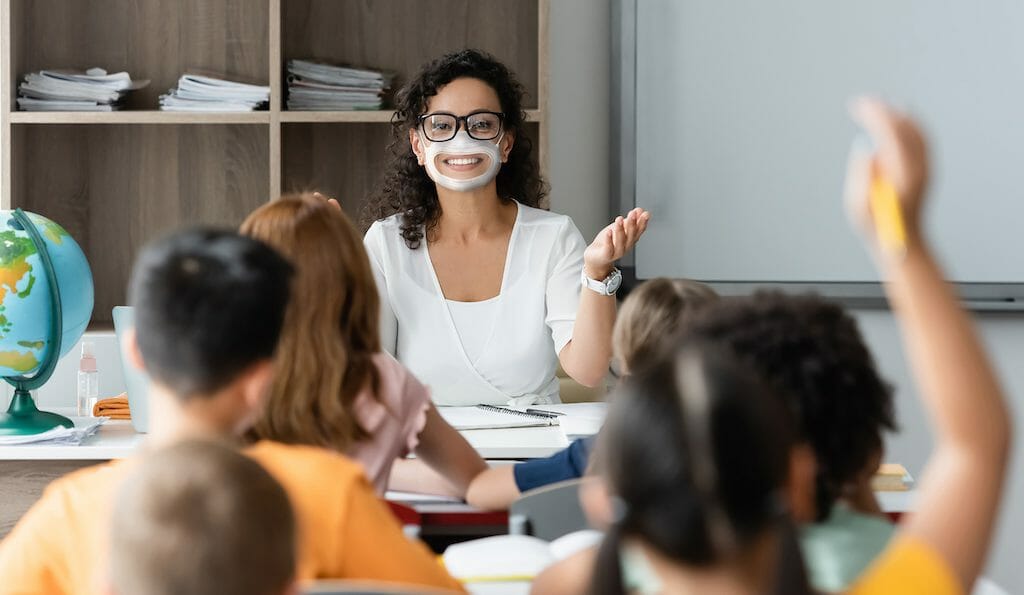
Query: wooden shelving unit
[[0, 0, 548, 326]]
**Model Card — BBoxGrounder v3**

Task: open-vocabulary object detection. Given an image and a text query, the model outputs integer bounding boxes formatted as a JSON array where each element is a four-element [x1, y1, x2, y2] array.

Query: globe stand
[[0, 209, 72, 436]]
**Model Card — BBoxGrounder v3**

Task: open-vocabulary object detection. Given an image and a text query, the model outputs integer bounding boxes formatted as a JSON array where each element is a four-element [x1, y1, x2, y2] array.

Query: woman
[[362, 49, 649, 406]]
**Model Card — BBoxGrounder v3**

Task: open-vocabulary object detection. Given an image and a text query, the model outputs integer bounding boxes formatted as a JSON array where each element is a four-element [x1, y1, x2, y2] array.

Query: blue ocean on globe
[[0, 211, 94, 378]]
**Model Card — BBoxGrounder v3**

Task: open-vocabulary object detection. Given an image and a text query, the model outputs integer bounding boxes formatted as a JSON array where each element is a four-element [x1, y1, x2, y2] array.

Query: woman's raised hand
[[583, 208, 651, 278]]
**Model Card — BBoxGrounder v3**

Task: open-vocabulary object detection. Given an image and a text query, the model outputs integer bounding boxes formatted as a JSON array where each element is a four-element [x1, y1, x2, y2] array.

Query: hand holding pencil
[[844, 97, 930, 261]]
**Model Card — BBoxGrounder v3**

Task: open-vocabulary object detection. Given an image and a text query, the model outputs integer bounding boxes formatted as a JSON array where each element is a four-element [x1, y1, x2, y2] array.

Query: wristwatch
[[582, 267, 622, 296]]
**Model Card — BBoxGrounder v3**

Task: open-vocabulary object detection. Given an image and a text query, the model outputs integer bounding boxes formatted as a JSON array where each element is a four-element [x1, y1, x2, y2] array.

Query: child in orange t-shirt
[[0, 229, 462, 595]]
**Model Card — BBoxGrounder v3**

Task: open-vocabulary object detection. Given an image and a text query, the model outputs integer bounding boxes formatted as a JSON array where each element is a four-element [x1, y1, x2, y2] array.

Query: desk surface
[[0, 415, 571, 461]]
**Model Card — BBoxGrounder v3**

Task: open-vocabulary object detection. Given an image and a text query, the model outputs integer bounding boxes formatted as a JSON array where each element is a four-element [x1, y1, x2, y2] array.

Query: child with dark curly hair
[[362, 49, 650, 410], [682, 291, 899, 591]]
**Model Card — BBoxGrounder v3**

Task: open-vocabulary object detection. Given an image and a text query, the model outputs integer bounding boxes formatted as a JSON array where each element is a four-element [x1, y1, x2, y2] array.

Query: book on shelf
[[16, 67, 149, 112], [286, 59, 392, 111], [160, 73, 270, 112]]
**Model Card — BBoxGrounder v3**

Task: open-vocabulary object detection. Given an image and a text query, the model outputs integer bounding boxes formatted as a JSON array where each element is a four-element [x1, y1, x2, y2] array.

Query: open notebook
[[438, 405, 560, 430]]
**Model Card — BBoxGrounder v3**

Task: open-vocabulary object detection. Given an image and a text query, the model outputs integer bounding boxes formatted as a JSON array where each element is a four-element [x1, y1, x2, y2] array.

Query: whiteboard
[[631, 0, 1024, 294]]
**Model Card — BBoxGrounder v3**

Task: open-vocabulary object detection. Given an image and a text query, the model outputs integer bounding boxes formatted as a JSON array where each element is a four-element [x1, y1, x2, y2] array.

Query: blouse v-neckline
[[423, 201, 522, 372], [423, 200, 522, 304]]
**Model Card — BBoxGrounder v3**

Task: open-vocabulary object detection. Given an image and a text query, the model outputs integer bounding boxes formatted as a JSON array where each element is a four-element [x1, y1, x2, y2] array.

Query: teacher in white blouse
[[362, 49, 649, 407]]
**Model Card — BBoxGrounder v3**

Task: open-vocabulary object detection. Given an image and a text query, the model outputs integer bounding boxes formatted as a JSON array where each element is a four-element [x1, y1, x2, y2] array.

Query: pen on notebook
[[525, 408, 564, 417]]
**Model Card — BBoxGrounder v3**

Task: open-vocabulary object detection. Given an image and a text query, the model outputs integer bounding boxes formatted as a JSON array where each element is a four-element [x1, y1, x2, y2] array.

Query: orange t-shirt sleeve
[[336, 475, 464, 593], [0, 482, 73, 594], [846, 536, 963, 595]]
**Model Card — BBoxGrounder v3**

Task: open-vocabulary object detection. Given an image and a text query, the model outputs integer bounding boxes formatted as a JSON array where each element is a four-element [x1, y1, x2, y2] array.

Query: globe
[[0, 209, 94, 435]]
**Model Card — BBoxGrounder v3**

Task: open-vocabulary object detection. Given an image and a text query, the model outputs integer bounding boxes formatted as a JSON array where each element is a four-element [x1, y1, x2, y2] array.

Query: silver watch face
[[605, 268, 623, 294]]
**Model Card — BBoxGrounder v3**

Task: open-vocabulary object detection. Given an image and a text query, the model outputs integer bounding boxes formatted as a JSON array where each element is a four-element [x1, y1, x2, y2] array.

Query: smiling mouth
[[443, 157, 483, 166]]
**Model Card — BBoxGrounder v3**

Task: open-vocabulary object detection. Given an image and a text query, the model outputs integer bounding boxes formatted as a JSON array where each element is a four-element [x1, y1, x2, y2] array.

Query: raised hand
[[583, 208, 651, 279], [844, 97, 929, 247]]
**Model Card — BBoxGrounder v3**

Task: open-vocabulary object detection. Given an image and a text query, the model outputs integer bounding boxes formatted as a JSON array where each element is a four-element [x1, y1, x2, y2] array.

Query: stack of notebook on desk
[[286, 59, 391, 111], [159, 74, 270, 112], [16, 68, 149, 111]]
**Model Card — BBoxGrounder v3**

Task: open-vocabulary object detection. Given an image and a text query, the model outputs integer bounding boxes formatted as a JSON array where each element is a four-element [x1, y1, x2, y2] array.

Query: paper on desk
[[0, 416, 107, 446], [528, 403, 607, 437]]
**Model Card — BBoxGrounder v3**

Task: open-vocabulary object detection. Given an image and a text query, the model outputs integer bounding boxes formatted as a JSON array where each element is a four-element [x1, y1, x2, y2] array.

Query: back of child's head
[[239, 194, 382, 452], [129, 229, 293, 400], [684, 291, 897, 521], [612, 278, 719, 374], [591, 342, 810, 594], [110, 440, 296, 595]]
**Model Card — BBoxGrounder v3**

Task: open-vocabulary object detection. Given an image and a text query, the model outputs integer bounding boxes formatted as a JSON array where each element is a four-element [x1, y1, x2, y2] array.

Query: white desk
[[0, 420, 570, 462]]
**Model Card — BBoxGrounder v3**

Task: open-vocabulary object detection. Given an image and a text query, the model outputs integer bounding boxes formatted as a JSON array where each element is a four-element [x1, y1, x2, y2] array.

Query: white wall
[[547, 0, 611, 241]]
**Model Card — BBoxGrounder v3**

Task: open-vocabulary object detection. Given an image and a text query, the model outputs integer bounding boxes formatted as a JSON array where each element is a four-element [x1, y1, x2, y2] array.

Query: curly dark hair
[[683, 291, 898, 522], [362, 49, 547, 249]]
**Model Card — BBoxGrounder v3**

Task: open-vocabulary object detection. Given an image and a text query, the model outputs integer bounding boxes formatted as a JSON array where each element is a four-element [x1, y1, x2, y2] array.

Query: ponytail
[[588, 523, 627, 595]]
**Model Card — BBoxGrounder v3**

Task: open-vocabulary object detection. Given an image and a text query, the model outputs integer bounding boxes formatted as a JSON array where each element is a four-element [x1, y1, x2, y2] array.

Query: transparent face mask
[[421, 130, 504, 192]]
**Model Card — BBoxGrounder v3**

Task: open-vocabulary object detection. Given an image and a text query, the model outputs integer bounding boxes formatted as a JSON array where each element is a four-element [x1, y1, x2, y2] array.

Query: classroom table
[[0, 413, 916, 539]]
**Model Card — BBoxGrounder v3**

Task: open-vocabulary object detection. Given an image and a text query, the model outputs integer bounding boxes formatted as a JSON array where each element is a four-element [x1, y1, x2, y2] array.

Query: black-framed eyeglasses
[[418, 111, 504, 142]]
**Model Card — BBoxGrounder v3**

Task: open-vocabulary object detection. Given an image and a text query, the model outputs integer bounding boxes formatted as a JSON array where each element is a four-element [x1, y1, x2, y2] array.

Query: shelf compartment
[[282, 0, 541, 109], [9, 0, 269, 111], [10, 124, 270, 326]]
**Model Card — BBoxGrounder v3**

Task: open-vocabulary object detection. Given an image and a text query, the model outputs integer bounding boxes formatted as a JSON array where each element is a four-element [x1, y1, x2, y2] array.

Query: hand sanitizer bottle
[[77, 342, 99, 417]]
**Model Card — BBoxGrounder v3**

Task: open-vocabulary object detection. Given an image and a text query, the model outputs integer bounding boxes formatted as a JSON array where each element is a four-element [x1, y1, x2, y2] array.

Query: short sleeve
[[545, 218, 587, 355], [0, 480, 74, 594], [391, 355, 431, 455], [336, 472, 464, 591], [512, 437, 593, 493], [364, 221, 399, 356], [846, 537, 962, 595]]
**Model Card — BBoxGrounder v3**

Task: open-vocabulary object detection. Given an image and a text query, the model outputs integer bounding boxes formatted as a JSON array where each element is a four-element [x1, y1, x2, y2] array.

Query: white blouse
[[363, 201, 586, 406]]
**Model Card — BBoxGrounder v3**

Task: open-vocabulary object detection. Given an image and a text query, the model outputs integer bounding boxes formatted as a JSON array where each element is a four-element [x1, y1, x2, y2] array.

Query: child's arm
[[389, 404, 487, 498], [464, 465, 520, 510], [847, 98, 1012, 587]]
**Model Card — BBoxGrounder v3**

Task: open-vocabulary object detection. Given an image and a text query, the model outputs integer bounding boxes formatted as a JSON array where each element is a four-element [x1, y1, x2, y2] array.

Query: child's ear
[[241, 360, 275, 412], [125, 328, 145, 371], [579, 476, 616, 530], [786, 443, 818, 523]]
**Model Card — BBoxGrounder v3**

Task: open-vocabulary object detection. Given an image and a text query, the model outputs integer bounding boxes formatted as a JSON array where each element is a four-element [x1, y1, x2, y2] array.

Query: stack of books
[[16, 68, 149, 111], [159, 74, 270, 112], [286, 59, 391, 111]]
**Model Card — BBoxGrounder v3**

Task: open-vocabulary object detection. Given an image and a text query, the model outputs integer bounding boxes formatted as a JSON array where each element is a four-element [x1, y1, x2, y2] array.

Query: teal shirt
[[800, 503, 896, 592]]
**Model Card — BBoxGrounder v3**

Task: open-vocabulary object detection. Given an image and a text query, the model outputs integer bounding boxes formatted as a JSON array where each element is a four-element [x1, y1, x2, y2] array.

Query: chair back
[[508, 478, 590, 541]]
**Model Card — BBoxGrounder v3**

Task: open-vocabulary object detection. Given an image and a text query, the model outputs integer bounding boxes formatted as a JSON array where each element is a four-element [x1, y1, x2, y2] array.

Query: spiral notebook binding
[[476, 404, 558, 422]]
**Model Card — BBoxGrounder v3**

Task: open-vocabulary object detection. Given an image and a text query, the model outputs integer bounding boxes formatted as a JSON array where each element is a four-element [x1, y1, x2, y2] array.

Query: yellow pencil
[[869, 174, 907, 258]]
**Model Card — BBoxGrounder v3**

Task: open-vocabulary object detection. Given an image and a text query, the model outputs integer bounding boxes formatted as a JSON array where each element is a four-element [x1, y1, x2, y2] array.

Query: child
[[110, 440, 297, 595], [240, 194, 487, 495], [536, 99, 1011, 594], [464, 278, 719, 510], [0, 229, 462, 594], [683, 290, 900, 591]]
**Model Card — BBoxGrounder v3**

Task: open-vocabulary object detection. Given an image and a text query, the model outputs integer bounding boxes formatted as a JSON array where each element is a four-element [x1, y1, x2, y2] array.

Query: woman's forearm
[[559, 286, 616, 388]]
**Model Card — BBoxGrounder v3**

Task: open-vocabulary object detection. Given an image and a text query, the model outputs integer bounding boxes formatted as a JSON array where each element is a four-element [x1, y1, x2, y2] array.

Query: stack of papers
[[0, 417, 107, 446], [160, 74, 270, 112], [16, 68, 149, 111], [286, 59, 391, 111]]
